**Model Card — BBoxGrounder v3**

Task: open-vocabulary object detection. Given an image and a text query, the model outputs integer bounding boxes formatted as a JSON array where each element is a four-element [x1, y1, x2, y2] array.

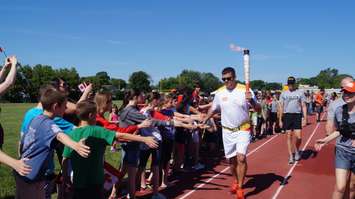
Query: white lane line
[[178, 134, 281, 199], [271, 115, 324, 199]]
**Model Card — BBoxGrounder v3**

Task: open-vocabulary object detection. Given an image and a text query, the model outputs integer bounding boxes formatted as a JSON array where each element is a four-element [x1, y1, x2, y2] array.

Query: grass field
[[0, 102, 122, 198]]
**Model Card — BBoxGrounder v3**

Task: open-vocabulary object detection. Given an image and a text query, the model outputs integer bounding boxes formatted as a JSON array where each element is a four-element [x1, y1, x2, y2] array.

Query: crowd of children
[[0, 56, 352, 199]]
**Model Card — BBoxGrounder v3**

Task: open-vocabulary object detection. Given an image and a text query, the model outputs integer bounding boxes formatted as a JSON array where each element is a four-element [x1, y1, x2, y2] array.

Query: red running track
[[157, 114, 336, 199]]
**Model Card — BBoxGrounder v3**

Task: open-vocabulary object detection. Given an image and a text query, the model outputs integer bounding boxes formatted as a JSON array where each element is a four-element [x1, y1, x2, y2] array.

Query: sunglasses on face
[[342, 90, 355, 95], [222, 77, 233, 82]]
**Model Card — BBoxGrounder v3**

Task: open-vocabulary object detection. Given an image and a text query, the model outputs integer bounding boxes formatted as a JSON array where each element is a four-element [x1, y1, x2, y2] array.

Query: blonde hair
[[94, 91, 112, 114]]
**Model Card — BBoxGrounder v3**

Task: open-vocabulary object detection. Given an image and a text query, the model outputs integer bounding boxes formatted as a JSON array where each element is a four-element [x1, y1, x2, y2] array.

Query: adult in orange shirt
[[314, 88, 325, 122]]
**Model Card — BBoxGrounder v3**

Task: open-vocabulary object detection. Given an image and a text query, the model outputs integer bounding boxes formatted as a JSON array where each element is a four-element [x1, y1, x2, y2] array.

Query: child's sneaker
[[288, 156, 294, 164], [192, 163, 205, 171], [151, 193, 166, 199]]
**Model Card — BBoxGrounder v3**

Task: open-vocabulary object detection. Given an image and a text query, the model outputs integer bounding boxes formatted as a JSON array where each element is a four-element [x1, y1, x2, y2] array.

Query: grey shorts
[[335, 147, 355, 173]]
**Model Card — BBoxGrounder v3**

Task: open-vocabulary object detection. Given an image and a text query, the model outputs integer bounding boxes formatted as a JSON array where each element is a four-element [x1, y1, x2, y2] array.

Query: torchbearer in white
[[203, 46, 260, 199]]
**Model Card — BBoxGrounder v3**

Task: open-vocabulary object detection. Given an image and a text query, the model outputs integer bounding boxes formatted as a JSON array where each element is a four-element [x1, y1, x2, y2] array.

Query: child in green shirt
[[62, 100, 157, 199]]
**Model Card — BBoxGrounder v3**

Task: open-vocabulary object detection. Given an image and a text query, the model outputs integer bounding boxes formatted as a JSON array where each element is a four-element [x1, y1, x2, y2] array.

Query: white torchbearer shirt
[[212, 84, 255, 128]]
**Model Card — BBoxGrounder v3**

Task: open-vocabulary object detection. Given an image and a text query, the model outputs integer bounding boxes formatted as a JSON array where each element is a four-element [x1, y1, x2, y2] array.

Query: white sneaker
[[193, 163, 205, 170], [294, 151, 301, 161], [288, 156, 294, 164]]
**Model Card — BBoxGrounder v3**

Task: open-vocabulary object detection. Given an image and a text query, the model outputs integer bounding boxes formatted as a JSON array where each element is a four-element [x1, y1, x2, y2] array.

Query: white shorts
[[222, 129, 251, 159]]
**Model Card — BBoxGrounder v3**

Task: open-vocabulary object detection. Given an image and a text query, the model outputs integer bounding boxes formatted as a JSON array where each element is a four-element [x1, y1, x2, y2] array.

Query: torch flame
[[229, 43, 245, 52]]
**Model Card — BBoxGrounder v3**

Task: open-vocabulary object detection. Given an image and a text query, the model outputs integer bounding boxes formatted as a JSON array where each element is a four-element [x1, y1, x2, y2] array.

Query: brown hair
[[94, 91, 112, 113], [76, 100, 97, 121], [40, 89, 66, 111]]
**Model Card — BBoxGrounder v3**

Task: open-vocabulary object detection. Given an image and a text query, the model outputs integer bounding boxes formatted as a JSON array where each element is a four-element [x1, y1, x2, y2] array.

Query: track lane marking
[[178, 133, 281, 199]]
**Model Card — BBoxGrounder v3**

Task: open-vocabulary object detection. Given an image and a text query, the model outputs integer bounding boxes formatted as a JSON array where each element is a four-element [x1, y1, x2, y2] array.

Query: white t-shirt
[[212, 84, 255, 128]]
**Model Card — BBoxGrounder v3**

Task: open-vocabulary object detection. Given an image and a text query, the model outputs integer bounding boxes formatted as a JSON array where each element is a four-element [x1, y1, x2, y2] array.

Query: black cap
[[287, 76, 296, 85], [243, 49, 250, 55]]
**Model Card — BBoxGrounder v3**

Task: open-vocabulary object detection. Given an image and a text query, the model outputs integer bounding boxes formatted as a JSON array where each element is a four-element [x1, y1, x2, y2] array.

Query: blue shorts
[[335, 147, 355, 173], [122, 142, 140, 167]]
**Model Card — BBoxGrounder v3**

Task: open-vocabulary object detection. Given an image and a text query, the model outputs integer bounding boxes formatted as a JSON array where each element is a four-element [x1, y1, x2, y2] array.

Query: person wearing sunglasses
[[203, 67, 259, 199], [326, 77, 354, 136], [315, 81, 355, 199]]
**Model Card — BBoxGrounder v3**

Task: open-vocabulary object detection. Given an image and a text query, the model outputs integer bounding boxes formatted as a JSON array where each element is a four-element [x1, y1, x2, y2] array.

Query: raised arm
[[0, 56, 17, 95]]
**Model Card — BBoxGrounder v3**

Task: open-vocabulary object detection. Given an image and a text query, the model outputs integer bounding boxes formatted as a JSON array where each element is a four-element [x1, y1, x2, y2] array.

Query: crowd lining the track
[[0, 56, 354, 199]]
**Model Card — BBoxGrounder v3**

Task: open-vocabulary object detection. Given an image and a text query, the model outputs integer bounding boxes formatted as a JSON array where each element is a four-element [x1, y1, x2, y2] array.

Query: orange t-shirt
[[314, 93, 324, 105]]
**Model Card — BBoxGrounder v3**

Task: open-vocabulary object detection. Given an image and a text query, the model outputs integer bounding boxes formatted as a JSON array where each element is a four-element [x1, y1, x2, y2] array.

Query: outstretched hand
[[144, 136, 158, 148], [314, 139, 326, 151]]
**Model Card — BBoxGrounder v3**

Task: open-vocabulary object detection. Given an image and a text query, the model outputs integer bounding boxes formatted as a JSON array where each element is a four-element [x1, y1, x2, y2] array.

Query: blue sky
[[1, 0, 354, 84]]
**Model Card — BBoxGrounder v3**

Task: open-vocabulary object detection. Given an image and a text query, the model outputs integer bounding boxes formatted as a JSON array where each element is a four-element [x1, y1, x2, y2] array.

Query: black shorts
[[270, 112, 278, 123], [122, 142, 141, 166], [139, 146, 161, 168], [73, 185, 104, 199], [175, 127, 189, 144], [315, 106, 323, 113], [283, 113, 302, 131], [161, 139, 174, 166], [204, 132, 218, 143]]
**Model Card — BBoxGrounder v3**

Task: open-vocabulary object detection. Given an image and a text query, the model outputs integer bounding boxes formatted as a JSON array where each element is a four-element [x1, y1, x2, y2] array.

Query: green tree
[[177, 70, 202, 90], [55, 67, 81, 100], [250, 80, 266, 90], [159, 77, 179, 91], [110, 78, 127, 99], [128, 71, 151, 92], [265, 82, 282, 90], [201, 72, 222, 93]]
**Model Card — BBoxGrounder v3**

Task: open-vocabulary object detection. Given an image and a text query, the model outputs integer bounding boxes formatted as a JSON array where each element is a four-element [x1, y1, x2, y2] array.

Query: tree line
[[0, 64, 352, 103]]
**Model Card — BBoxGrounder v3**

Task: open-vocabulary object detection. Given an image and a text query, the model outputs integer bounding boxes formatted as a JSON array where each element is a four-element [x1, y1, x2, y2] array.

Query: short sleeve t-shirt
[[159, 109, 176, 140], [334, 106, 355, 154], [20, 115, 62, 181], [280, 89, 306, 113], [211, 84, 256, 128], [328, 98, 346, 120], [21, 107, 75, 136], [314, 93, 325, 105], [62, 126, 116, 188], [271, 99, 279, 113]]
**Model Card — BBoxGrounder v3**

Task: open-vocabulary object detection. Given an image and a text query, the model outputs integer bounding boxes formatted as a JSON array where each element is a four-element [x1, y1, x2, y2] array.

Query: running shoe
[[288, 156, 294, 164], [236, 189, 245, 199], [294, 151, 301, 161], [230, 180, 239, 194], [151, 193, 166, 199], [192, 163, 205, 171]]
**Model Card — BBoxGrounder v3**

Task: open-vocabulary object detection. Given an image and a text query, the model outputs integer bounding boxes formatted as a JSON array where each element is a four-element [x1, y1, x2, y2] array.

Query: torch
[[0, 46, 31, 87], [243, 49, 250, 91], [0, 47, 9, 62], [230, 43, 251, 91]]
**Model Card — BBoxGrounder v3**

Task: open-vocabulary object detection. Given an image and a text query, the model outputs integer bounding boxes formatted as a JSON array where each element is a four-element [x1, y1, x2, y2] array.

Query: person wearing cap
[[326, 77, 354, 136], [278, 76, 307, 164], [203, 67, 260, 199], [315, 81, 355, 199]]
